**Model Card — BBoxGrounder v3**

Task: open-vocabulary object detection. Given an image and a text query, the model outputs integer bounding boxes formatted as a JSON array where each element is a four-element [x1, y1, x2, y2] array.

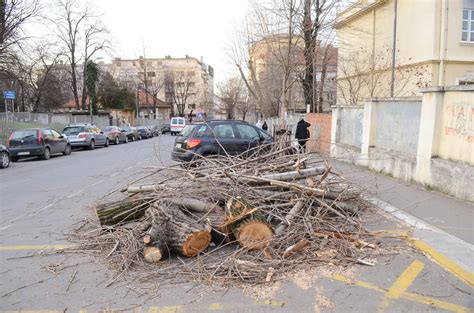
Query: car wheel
[[131, 136, 135, 142], [125, 136, 128, 143], [104, 138, 109, 147], [42, 147, 51, 160], [63, 144, 72, 155], [89, 140, 95, 150], [0, 151, 10, 168], [115, 137, 119, 145], [11, 156, 19, 162]]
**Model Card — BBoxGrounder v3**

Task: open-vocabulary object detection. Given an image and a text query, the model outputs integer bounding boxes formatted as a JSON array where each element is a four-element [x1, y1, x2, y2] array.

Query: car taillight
[[78, 134, 87, 138], [186, 138, 201, 150], [37, 130, 43, 144], [7, 132, 14, 147]]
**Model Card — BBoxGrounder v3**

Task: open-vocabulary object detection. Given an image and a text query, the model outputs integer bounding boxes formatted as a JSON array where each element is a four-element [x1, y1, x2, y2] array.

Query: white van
[[170, 117, 186, 136]]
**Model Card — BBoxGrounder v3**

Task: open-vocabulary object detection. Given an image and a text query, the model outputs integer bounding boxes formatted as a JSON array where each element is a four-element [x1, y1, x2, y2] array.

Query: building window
[[462, 8, 474, 42], [188, 103, 196, 110]]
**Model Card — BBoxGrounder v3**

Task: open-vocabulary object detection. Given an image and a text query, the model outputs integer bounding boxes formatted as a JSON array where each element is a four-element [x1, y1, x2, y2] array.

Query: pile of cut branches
[[69, 142, 379, 287]]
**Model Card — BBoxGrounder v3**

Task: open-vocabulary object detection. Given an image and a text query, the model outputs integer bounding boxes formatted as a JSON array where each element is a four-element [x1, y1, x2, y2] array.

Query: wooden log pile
[[74, 142, 378, 286]]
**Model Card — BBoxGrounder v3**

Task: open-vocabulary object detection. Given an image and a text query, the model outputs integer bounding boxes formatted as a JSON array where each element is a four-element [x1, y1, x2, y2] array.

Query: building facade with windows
[[102, 55, 214, 119], [336, 0, 474, 105]]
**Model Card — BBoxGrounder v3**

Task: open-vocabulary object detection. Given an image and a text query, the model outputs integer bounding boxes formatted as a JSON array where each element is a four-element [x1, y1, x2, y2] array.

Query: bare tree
[[217, 76, 246, 120], [165, 71, 193, 117], [148, 70, 165, 119], [80, 22, 110, 110], [52, 0, 108, 111], [0, 0, 41, 69], [337, 46, 430, 105]]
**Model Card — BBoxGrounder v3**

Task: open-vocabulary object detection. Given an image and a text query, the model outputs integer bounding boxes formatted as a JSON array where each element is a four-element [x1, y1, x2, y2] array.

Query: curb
[[366, 196, 474, 287]]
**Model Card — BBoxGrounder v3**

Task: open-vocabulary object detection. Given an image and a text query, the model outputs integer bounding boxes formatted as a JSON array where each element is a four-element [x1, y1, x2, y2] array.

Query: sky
[[93, 0, 251, 84]]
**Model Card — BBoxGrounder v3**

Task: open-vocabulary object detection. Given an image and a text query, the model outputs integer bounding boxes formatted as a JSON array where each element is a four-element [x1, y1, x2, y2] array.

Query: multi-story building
[[102, 55, 214, 119], [335, 0, 474, 106]]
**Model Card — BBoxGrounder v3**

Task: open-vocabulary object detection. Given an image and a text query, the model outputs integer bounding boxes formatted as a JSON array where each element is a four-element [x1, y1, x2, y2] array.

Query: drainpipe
[[390, 0, 398, 98], [438, 0, 449, 86]]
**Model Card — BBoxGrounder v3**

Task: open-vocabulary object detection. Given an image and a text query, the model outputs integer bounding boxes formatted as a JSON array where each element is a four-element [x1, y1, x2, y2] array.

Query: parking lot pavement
[[0, 136, 472, 312]]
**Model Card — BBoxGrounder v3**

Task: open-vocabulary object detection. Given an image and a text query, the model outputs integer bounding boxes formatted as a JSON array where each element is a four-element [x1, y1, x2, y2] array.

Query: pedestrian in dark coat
[[262, 121, 268, 131], [295, 118, 311, 152]]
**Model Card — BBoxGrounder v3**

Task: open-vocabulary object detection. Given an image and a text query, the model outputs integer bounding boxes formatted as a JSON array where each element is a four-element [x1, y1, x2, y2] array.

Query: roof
[[137, 90, 170, 108]]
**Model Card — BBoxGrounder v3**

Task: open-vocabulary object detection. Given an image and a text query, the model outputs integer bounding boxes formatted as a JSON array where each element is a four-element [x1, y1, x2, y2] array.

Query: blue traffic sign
[[3, 90, 15, 100], [197, 112, 203, 119]]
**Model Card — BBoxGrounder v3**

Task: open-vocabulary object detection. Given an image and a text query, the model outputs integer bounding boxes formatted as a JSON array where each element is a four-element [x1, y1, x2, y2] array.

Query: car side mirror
[[100, 131, 104, 134], [121, 129, 125, 132], [59, 135, 65, 139]]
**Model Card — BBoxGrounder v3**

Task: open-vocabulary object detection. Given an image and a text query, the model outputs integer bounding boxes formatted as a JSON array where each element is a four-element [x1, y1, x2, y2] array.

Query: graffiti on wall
[[445, 103, 474, 143]]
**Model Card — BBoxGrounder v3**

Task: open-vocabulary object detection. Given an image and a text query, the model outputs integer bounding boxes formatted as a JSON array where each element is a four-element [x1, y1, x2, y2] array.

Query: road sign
[[3, 90, 15, 100], [197, 112, 203, 120]]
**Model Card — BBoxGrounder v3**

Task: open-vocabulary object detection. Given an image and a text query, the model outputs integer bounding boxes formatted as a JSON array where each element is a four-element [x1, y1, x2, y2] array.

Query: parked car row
[[0, 123, 160, 169]]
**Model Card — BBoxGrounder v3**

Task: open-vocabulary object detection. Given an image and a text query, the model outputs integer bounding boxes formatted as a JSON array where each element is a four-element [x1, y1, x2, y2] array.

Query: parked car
[[8, 128, 72, 161], [62, 124, 109, 150], [170, 117, 186, 136], [101, 126, 128, 144], [136, 126, 152, 139], [0, 144, 11, 169], [161, 123, 170, 134], [171, 120, 273, 163], [150, 125, 160, 137], [121, 126, 140, 141]]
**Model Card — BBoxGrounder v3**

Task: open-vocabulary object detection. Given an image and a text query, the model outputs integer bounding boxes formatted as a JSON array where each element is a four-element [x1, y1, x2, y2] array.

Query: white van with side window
[[170, 117, 186, 136]]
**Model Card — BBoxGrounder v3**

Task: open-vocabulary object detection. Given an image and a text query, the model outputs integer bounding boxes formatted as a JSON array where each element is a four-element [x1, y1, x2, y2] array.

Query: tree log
[[95, 198, 153, 226], [166, 198, 217, 213], [226, 197, 272, 250], [151, 203, 211, 257]]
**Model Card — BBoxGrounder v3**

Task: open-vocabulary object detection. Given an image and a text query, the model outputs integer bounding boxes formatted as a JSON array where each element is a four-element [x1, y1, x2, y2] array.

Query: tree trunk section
[[225, 197, 272, 250]]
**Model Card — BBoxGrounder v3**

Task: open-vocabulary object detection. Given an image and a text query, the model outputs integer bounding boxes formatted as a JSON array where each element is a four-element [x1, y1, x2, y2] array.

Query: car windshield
[[180, 125, 196, 137], [12, 130, 37, 139], [122, 126, 130, 131], [63, 126, 85, 135], [102, 127, 114, 132]]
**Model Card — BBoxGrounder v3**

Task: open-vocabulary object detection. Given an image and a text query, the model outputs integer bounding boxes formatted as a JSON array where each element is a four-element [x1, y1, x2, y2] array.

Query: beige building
[[102, 55, 214, 119], [336, 0, 474, 105]]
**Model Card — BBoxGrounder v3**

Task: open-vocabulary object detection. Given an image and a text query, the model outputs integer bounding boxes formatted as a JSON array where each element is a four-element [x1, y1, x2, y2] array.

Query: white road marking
[[124, 166, 133, 171], [110, 172, 120, 177], [91, 179, 104, 186], [66, 190, 83, 198], [29, 203, 54, 216]]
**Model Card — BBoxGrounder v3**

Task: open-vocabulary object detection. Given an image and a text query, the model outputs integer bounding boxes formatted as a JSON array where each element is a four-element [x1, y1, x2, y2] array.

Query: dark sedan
[[8, 128, 72, 161], [136, 126, 152, 139], [171, 120, 272, 163], [161, 123, 170, 134], [0, 144, 10, 168], [121, 126, 140, 141]]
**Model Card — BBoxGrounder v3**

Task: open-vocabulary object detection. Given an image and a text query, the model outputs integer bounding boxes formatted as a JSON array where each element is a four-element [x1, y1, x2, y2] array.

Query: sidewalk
[[330, 160, 474, 275]]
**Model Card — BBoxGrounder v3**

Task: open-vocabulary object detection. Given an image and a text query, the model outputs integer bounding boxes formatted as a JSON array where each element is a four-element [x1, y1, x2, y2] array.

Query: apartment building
[[102, 55, 214, 119]]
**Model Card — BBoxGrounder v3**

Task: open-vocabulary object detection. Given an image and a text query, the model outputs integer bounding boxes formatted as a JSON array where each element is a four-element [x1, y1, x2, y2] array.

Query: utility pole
[[390, 0, 398, 98]]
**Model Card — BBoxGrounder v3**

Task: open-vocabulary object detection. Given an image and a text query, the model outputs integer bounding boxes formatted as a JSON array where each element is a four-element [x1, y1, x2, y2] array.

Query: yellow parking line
[[327, 271, 472, 313], [208, 303, 223, 310], [377, 260, 425, 312], [0, 244, 72, 251], [412, 239, 474, 287]]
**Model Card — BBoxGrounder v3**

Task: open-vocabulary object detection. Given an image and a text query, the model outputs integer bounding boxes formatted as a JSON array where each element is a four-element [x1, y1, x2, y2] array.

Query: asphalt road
[[0, 135, 472, 312]]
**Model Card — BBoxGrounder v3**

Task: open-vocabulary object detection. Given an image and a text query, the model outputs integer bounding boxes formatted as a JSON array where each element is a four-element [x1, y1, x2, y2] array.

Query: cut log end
[[143, 246, 163, 263], [182, 231, 211, 257], [237, 221, 273, 251]]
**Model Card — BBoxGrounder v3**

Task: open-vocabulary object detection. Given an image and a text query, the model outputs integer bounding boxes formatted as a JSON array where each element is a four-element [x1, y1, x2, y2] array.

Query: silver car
[[62, 124, 109, 150]]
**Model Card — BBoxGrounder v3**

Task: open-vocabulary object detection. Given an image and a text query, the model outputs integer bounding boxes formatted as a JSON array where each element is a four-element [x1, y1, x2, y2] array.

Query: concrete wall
[[306, 113, 332, 155], [438, 90, 474, 164], [331, 85, 474, 201], [339, 107, 364, 148], [374, 100, 421, 156]]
